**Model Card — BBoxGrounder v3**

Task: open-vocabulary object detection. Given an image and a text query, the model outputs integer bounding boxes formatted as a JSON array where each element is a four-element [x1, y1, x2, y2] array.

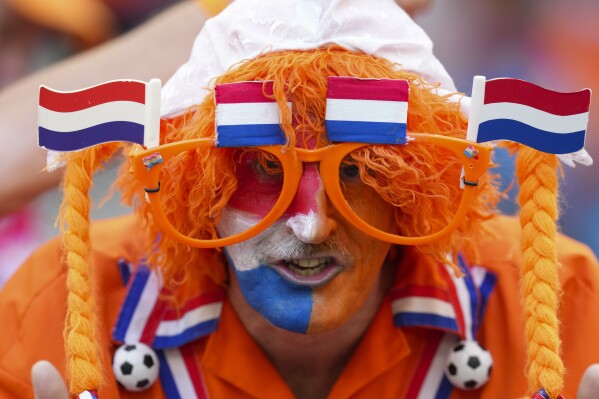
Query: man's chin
[[265, 309, 355, 335]]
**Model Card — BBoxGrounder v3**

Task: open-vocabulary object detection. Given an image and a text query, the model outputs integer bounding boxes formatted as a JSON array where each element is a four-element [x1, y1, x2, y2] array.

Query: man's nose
[[285, 164, 337, 244]]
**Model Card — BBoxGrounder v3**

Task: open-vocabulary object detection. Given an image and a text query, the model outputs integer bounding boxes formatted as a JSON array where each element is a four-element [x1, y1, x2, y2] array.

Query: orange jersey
[[0, 215, 598, 398]]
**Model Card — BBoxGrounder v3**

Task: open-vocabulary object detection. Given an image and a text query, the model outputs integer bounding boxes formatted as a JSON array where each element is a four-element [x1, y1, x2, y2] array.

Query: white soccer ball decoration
[[444, 340, 493, 390], [113, 342, 160, 391]]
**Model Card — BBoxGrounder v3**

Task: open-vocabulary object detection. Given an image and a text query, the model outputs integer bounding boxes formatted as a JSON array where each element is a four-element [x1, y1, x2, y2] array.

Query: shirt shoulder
[[0, 214, 141, 398], [474, 215, 598, 282], [473, 215, 599, 398]]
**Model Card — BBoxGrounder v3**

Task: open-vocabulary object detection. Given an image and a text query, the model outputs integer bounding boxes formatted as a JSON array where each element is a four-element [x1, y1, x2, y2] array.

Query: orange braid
[[516, 146, 564, 398], [59, 144, 121, 395]]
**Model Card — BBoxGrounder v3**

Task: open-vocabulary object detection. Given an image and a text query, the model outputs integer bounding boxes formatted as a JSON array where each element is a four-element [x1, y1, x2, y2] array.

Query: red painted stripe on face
[[228, 149, 324, 219], [227, 151, 284, 217], [285, 163, 321, 216]]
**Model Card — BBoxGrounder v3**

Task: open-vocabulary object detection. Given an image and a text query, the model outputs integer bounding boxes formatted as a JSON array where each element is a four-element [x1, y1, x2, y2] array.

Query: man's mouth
[[271, 257, 342, 287]]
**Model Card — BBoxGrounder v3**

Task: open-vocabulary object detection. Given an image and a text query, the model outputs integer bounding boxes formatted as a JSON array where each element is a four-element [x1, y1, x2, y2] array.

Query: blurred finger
[[577, 364, 599, 399], [395, 0, 432, 16], [32, 361, 69, 399]]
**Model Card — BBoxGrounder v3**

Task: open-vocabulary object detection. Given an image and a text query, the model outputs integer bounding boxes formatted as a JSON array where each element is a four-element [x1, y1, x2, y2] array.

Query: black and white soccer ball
[[112, 342, 160, 392], [444, 340, 493, 390]]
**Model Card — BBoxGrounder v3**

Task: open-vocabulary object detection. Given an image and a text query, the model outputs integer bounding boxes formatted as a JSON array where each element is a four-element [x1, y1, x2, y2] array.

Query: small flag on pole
[[325, 77, 409, 144], [467, 76, 591, 154], [77, 390, 98, 399], [38, 79, 161, 151], [215, 81, 290, 147]]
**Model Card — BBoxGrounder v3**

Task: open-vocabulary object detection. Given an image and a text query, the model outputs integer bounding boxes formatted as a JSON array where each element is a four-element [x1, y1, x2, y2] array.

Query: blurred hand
[[578, 364, 599, 399], [31, 361, 68, 399], [395, 0, 432, 16]]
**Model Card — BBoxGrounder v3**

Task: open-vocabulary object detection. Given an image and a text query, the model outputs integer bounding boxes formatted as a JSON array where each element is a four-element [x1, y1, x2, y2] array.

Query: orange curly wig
[[117, 46, 500, 288]]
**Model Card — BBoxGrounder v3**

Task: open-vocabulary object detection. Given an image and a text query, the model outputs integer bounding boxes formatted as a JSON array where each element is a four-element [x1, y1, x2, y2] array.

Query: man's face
[[217, 151, 396, 334]]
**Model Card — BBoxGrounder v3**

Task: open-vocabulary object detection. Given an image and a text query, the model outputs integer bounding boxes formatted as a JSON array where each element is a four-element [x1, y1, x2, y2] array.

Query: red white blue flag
[[325, 77, 409, 144], [38, 79, 161, 151], [157, 345, 210, 399], [78, 390, 98, 399], [467, 76, 591, 154], [214, 81, 290, 147]]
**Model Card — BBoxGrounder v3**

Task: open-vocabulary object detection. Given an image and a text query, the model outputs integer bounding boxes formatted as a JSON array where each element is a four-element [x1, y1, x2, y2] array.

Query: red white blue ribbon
[[113, 255, 494, 399], [157, 344, 210, 399], [400, 256, 497, 398], [325, 76, 409, 144], [113, 264, 224, 349], [153, 291, 225, 348], [404, 331, 456, 399]]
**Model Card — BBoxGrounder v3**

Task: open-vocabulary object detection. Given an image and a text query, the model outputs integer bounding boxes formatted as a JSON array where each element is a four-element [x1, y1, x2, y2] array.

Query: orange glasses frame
[[131, 133, 492, 248]]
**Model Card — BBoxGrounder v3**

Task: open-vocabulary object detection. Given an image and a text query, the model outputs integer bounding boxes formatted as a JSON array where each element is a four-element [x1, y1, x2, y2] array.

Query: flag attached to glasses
[[215, 81, 290, 147], [38, 79, 161, 151], [467, 76, 591, 154], [325, 77, 409, 144]]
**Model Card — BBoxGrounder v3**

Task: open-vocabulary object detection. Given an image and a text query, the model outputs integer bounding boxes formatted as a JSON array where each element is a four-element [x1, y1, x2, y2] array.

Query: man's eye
[[253, 158, 283, 180], [339, 163, 360, 181]]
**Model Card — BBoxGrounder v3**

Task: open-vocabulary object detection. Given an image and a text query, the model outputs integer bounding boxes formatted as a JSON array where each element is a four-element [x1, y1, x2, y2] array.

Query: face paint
[[218, 157, 396, 334], [227, 150, 284, 217]]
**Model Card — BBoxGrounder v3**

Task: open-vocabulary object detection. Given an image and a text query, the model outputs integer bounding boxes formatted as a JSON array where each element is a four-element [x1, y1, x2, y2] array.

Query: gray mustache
[[257, 228, 355, 267]]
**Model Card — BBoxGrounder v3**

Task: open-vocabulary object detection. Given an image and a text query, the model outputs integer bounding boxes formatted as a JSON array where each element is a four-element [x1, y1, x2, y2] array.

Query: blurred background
[[418, 0, 599, 254], [0, 0, 184, 284], [0, 0, 597, 285]]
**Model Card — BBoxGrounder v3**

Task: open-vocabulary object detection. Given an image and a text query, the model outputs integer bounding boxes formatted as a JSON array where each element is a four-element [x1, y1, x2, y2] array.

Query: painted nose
[[285, 164, 337, 244]]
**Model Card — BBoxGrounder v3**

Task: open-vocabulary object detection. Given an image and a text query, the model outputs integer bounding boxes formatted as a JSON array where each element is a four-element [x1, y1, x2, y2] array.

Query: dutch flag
[[467, 76, 591, 154], [215, 81, 290, 147], [38, 79, 161, 151], [325, 76, 409, 144], [77, 390, 98, 399]]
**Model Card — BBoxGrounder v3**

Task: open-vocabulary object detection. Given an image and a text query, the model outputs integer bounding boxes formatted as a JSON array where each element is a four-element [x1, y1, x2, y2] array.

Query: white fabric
[[557, 148, 594, 167], [161, 0, 456, 117], [325, 99, 408, 123]]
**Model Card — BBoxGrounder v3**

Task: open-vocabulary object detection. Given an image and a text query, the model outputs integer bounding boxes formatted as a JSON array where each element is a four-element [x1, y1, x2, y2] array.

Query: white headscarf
[[160, 0, 456, 117]]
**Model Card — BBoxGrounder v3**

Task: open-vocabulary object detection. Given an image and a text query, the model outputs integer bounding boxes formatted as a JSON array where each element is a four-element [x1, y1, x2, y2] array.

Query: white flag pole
[[144, 78, 162, 148], [461, 75, 486, 188], [466, 75, 486, 143]]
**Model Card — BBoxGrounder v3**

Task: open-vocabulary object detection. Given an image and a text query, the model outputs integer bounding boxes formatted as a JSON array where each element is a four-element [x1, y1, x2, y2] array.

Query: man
[[1, 0, 598, 398]]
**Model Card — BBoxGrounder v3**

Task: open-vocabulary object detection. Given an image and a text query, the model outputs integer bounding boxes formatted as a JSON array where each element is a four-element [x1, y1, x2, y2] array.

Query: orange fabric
[[195, 0, 232, 16], [0, 215, 598, 398], [7, 0, 117, 47]]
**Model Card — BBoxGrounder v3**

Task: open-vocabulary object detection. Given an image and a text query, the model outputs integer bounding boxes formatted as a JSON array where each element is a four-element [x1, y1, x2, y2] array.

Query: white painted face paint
[[285, 210, 337, 244], [217, 206, 354, 274], [217, 206, 272, 271]]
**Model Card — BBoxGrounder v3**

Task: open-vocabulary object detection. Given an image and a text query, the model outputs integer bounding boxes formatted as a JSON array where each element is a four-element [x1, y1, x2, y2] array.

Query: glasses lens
[[339, 143, 464, 238], [159, 147, 284, 240]]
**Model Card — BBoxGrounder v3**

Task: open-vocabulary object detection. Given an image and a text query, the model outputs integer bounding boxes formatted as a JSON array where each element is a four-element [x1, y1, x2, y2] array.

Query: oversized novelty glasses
[[132, 134, 492, 248]]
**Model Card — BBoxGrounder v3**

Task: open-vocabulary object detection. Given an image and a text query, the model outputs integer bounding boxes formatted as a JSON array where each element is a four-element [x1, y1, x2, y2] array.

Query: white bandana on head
[[160, 0, 456, 117]]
